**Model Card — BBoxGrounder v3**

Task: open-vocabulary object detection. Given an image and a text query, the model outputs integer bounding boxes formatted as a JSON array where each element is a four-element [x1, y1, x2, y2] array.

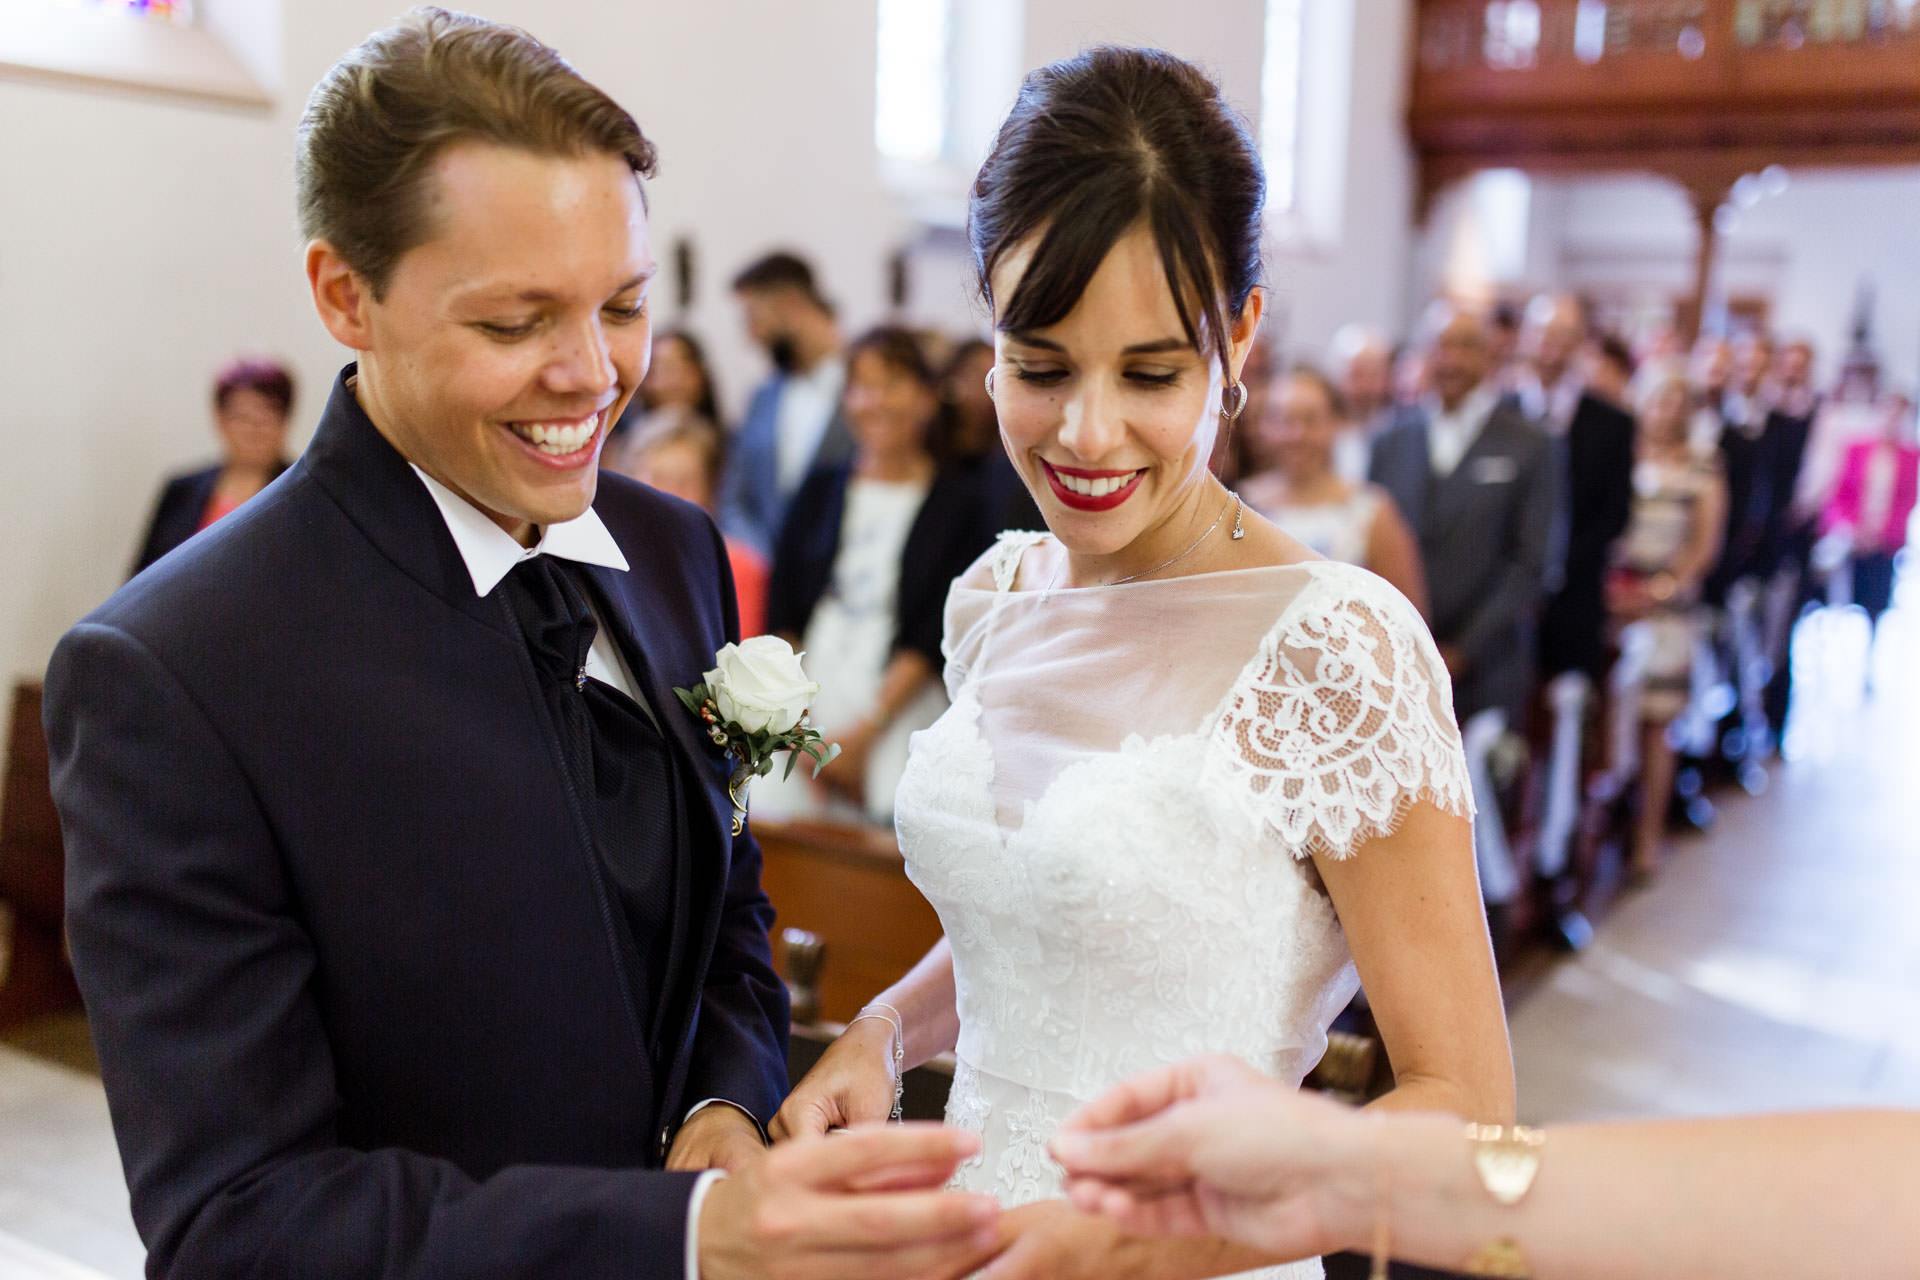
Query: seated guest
[[1515, 294, 1636, 903], [1607, 375, 1727, 882], [637, 327, 724, 426], [1240, 365, 1428, 615], [940, 336, 1043, 532], [718, 251, 852, 554], [614, 417, 769, 637], [1371, 302, 1561, 913], [132, 358, 295, 576], [1584, 333, 1636, 411], [762, 326, 998, 823], [1822, 393, 1918, 639]]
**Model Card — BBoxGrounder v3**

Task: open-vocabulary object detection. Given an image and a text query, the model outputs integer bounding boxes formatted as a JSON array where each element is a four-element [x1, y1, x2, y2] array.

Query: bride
[[773, 45, 1514, 1279]]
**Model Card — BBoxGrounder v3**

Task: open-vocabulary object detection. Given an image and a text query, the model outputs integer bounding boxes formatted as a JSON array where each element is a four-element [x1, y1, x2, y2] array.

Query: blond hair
[[296, 7, 657, 297]]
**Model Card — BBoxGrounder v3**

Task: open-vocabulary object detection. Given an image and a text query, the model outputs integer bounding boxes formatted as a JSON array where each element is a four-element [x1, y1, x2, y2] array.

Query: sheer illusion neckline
[[974, 533, 1325, 597]]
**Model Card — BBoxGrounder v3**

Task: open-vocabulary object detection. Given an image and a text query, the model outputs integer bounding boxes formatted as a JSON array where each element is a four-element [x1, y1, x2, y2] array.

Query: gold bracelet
[[1460, 1124, 1545, 1278]]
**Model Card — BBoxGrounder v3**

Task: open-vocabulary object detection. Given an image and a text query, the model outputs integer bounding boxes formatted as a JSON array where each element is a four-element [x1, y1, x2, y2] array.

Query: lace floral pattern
[[897, 546, 1472, 1280], [1203, 569, 1474, 861]]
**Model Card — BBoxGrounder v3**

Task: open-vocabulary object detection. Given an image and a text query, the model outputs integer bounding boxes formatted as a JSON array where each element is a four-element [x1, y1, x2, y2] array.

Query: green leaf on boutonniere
[[808, 742, 841, 778], [782, 750, 801, 781], [673, 685, 705, 715]]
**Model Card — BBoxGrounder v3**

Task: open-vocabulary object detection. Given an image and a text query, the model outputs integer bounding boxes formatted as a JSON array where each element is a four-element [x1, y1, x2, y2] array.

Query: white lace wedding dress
[[894, 533, 1474, 1279]]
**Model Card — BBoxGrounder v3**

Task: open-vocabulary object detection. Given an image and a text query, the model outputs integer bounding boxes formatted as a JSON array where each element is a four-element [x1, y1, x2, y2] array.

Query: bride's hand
[[769, 1017, 900, 1142]]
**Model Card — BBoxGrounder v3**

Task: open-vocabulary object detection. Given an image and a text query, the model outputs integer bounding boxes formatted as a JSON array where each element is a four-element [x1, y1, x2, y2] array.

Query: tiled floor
[[1, 596, 1914, 1276]]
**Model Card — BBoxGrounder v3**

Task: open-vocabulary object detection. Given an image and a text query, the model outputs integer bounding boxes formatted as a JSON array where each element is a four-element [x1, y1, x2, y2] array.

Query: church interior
[[2, 1, 1917, 1276]]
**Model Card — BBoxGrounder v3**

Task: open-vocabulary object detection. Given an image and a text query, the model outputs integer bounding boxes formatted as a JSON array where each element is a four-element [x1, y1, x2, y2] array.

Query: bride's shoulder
[[954, 529, 1052, 595]]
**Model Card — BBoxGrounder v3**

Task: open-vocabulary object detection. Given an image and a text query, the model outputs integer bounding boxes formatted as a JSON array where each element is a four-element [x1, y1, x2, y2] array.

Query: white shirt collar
[[409, 464, 629, 598], [1427, 381, 1499, 436]]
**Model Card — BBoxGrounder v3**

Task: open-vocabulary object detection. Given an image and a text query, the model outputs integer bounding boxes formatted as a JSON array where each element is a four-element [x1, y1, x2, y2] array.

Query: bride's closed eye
[[1013, 367, 1069, 387]]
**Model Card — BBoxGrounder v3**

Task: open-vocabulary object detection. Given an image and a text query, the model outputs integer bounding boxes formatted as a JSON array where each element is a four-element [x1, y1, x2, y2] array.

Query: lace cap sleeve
[[1203, 564, 1474, 861]]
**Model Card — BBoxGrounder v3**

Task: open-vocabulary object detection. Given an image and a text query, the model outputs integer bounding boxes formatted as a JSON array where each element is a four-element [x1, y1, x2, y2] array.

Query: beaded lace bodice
[[893, 534, 1473, 1279]]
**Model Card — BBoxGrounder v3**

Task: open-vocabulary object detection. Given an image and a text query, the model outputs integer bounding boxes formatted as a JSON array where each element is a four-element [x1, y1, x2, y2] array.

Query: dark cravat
[[497, 555, 689, 1066]]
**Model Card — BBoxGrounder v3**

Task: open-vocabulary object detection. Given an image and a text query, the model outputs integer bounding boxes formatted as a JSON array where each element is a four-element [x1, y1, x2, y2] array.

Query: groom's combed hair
[[296, 7, 657, 298], [969, 47, 1264, 381]]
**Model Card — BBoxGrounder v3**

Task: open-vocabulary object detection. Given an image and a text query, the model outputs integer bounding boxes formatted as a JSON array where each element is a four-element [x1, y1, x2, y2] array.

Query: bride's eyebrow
[[1003, 333, 1192, 356]]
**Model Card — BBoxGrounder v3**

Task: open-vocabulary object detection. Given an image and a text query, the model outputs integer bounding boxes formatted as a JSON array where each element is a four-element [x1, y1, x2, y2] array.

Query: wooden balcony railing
[[1411, 0, 1920, 201]]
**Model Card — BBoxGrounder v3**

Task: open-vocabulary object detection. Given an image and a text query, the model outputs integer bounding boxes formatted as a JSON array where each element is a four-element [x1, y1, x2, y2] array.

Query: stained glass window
[[70, 0, 196, 21]]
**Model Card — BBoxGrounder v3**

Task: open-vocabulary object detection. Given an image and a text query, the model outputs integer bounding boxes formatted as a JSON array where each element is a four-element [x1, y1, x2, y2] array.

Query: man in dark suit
[[44, 14, 992, 1280], [1371, 303, 1562, 912], [717, 253, 855, 555], [1512, 295, 1635, 914]]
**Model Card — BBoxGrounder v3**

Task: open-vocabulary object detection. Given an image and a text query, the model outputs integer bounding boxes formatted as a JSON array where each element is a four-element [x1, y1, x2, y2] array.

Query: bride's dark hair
[[968, 47, 1265, 381]]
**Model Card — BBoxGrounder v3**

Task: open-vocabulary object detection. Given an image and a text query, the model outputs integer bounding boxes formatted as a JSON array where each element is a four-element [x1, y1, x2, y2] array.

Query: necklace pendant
[[1230, 494, 1246, 540]]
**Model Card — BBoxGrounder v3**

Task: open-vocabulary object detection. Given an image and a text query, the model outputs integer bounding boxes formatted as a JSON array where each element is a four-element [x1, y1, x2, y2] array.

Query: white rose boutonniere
[[675, 636, 840, 834]]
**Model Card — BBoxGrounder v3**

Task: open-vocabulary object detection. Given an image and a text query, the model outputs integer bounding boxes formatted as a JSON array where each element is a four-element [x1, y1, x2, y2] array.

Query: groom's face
[[347, 141, 655, 544]]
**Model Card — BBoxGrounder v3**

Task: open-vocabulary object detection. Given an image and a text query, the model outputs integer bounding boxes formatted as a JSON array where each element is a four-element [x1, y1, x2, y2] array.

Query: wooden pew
[[0, 679, 82, 1029], [754, 818, 944, 1027]]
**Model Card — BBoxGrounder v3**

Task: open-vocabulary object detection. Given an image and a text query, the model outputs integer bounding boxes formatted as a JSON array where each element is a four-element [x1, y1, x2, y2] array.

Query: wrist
[[1316, 1113, 1460, 1256]]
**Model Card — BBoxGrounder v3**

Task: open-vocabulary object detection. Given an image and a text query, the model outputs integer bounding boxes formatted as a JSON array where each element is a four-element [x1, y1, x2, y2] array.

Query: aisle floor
[[1511, 598, 1920, 1122]]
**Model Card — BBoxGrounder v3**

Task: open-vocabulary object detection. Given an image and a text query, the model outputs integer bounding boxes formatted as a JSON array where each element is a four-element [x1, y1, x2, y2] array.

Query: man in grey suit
[[1370, 303, 1564, 911], [717, 252, 855, 554]]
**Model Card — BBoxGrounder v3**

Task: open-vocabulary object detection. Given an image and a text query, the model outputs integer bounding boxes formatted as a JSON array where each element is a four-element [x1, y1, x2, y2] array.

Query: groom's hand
[[668, 1104, 767, 1174], [698, 1124, 1000, 1280]]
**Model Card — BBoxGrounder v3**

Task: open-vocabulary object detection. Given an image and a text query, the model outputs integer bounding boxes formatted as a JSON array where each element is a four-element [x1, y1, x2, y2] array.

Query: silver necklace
[[1045, 491, 1245, 596]]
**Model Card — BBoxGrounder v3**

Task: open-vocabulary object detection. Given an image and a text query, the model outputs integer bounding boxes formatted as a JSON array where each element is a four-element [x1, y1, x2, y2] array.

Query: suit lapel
[[582, 564, 733, 866]]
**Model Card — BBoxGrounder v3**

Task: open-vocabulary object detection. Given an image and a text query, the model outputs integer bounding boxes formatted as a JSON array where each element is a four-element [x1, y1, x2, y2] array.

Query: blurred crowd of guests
[[145, 251, 1918, 943]]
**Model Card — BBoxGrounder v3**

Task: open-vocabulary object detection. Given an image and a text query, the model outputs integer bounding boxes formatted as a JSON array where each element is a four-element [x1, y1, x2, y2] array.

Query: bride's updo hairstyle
[[968, 46, 1265, 382]]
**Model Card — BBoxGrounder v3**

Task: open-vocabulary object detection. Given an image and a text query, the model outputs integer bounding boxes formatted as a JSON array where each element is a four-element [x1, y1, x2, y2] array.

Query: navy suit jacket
[[46, 369, 788, 1279], [717, 373, 853, 555]]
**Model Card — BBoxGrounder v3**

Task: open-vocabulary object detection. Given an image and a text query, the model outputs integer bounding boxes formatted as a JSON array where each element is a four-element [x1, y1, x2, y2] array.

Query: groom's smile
[[307, 139, 656, 547]]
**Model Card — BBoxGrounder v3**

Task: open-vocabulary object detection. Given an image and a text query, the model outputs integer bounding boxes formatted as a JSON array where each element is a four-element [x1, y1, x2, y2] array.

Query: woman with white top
[[1239, 366, 1429, 617], [761, 326, 998, 823]]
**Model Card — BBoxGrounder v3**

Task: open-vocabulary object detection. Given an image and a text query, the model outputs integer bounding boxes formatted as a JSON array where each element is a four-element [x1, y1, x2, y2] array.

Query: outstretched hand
[[699, 1123, 1000, 1280], [1048, 1055, 1367, 1259]]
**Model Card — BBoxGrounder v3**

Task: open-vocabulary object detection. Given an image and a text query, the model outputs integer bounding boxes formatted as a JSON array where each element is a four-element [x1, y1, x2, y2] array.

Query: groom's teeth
[[512, 413, 600, 456]]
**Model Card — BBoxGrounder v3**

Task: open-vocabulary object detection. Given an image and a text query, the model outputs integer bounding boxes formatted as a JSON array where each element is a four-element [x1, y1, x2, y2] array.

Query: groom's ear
[[306, 239, 376, 352]]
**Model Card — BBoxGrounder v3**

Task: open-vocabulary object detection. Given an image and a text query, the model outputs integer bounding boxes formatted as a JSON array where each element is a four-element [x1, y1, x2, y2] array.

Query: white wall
[[0, 0, 1421, 692]]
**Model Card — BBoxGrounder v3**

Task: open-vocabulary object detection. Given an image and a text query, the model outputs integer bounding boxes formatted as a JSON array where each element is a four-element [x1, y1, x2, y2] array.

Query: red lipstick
[[1042, 460, 1146, 512]]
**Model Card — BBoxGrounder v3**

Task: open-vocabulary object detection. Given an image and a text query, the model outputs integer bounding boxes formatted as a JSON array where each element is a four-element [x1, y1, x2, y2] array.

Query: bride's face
[[989, 222, 1255, 562]]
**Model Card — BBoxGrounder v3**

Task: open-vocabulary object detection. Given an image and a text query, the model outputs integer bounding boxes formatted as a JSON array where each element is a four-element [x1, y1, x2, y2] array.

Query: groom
[[44, 10, 991, 1279]]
